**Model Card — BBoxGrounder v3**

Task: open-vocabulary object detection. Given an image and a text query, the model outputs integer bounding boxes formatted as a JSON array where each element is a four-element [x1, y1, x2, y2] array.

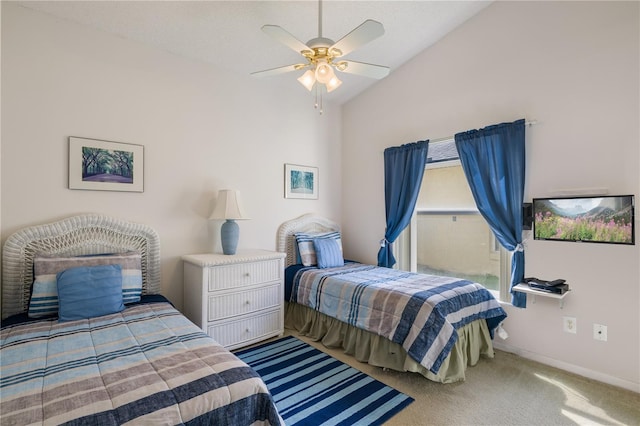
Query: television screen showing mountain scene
[[533, 195, 634, 244]]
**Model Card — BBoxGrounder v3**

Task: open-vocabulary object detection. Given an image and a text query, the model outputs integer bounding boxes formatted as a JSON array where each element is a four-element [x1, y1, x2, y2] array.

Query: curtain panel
[[455, 119, 527, 307], [377, 140, 429, 268]]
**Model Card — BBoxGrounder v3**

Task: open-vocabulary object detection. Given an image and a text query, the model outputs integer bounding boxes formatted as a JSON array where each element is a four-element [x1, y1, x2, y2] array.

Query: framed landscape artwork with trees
[[69, 137, 144, 192], [284, 163, 318, 199]]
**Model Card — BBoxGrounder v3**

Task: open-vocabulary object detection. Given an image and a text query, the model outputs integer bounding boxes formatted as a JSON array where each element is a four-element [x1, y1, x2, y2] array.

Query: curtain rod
[[432, 120, 538, 143]]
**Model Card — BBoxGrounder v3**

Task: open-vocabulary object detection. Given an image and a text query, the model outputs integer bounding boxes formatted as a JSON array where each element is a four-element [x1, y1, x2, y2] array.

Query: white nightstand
[[182, 250, 286, 349]]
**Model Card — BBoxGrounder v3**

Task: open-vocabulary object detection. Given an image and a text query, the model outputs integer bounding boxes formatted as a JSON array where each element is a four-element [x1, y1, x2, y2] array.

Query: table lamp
[[209, 189, 249, 255]]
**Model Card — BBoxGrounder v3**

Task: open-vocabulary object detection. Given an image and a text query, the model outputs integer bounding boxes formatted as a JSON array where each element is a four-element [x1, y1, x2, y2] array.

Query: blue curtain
[[454, 119, 527, 307], [377, 141, 429, 268]]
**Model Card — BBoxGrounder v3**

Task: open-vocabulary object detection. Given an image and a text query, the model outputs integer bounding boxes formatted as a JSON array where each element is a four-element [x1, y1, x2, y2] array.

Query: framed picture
[[284, 163, 318, 199], [69, 137, 144, 192]]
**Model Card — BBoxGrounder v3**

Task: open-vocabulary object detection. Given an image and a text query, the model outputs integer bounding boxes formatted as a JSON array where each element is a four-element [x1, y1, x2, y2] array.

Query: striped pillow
[[295, 231, 342, 266], [28, 252, 142, 318], [313, 238, 344, 269]]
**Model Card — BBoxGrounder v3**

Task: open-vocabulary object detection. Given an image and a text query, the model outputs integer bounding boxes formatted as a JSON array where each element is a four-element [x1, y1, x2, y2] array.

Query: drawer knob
[[245, 300, 250, 305], [245, 328, 250, 333], [244, 272, 250, 277]]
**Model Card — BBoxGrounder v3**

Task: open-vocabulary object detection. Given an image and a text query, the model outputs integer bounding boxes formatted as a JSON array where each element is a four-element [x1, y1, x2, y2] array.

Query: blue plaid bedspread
[[291, 263, 507, 374], [1, 302, 282, 425]]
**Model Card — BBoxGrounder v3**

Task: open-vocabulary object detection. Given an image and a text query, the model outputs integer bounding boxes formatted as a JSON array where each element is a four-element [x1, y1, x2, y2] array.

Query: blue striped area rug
[[235, 335, 413, 426]]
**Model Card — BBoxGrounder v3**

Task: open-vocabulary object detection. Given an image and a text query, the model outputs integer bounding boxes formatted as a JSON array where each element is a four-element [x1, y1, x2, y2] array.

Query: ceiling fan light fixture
[[253, 0, 389, 112], [315, 61, 334, 84], [326, 75, 342, 93], [297, 69, 316, 91]]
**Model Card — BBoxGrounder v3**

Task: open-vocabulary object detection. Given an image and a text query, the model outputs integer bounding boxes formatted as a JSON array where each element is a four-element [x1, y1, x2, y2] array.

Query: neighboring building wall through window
[[398, 138, 510, 299]]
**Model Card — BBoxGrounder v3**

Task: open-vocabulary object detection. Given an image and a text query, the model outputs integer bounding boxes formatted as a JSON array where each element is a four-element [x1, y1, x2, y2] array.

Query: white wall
[[1, 3, 342, 309], [342, 1, 639, 391]]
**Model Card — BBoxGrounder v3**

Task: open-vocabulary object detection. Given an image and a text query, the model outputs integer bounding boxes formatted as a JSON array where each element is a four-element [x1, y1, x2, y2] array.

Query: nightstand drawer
[[207, 283, 281, 320], [207, 259, 281, 291], [207, 309, 282, 348]]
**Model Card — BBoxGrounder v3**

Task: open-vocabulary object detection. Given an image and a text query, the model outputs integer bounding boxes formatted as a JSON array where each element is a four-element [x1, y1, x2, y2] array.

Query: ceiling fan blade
[[261, 25, 311, 54], [330, 20, 384, 57], [251, 64, 307, 78], [336, 60, 390, 79]]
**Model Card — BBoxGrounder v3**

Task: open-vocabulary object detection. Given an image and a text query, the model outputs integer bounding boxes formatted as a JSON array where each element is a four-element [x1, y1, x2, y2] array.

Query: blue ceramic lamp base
[[220, 219, 239, 255]]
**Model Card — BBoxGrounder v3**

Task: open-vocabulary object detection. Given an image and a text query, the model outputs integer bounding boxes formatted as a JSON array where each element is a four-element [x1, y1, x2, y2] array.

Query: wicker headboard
[[2, 214, 161, 319], [276, 213, 340, 268]]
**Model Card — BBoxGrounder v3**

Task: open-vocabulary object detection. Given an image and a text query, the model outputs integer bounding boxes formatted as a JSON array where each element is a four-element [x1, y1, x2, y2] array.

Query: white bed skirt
[[285, 301, 495, 383]]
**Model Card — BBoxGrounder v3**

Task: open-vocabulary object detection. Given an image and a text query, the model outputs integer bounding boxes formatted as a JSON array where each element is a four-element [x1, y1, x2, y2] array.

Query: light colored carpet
[[278, 330, 639, 426]]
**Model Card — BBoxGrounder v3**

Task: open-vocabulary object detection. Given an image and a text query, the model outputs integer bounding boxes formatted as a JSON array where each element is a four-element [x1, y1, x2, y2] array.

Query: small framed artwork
[[69, 137, 144, 192], [284, 163, 318, 199]]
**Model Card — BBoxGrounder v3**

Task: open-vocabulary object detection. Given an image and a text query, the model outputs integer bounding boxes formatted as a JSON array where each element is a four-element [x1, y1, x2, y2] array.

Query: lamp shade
[[315, 60, 334, 84], [209, 190, 249, 220], [326, 75, 342, 93], [297, 69, 316, 91]]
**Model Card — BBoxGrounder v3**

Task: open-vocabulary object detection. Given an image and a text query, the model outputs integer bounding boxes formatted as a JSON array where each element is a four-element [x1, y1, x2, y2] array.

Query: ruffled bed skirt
[[285, 301, 495, 383]]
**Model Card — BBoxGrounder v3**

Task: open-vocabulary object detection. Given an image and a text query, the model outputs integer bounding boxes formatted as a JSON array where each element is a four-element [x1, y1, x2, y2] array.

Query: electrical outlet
[[593, 324, 608, 341], [563, 316, 577, 334]]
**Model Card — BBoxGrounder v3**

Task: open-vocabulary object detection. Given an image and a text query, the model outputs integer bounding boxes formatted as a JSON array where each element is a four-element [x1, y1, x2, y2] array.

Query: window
[[397, 138, 511, 301]]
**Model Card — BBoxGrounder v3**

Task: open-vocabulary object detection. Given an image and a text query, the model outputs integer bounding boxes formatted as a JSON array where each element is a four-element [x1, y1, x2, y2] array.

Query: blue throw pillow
[[57, 264, 124, 322], [313, 238, 344, 269]]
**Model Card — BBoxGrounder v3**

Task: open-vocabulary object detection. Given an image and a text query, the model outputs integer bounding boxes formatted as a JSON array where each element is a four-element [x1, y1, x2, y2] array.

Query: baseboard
[[492, 341, 639, 394]]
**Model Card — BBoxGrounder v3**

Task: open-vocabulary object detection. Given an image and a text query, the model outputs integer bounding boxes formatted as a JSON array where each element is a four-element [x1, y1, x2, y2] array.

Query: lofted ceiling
[[15, 1, 491, 105]]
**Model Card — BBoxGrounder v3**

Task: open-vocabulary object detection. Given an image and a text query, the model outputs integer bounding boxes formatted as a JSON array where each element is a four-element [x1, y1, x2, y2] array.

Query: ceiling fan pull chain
[[313, 84, 324, 115], [314, 84, 320, 114]]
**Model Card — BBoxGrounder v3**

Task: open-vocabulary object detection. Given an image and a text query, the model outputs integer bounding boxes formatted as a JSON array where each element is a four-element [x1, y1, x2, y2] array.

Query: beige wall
[[417, 164, 475, 209], [343, 1, 639, 391], [416, 214, 499, 277], [0, 3, 342, 309], [416, 164, 499, 276]]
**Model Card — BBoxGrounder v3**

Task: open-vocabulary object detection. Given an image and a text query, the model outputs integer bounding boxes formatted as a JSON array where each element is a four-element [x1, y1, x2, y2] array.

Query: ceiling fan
[[252, 0, 390, 110]]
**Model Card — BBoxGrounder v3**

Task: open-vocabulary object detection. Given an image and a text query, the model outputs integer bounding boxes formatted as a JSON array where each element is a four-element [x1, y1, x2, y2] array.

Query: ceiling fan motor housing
[[306, 37, 335, 49]]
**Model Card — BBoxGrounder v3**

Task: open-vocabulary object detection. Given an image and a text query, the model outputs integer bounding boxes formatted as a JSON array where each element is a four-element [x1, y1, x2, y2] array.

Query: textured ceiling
[[16, 1, 491, 105]]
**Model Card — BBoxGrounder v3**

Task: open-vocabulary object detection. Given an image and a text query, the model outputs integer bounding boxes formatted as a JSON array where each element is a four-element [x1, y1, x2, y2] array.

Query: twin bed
[[0, 214, 281, 425], [278, 214, 507, 384], [1, 212, 506, 425]]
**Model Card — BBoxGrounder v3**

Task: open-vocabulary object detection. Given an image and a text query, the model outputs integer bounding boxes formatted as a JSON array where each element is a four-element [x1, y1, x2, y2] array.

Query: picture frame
[[69, 137, 144, 192], [284, 163, 318, 199]]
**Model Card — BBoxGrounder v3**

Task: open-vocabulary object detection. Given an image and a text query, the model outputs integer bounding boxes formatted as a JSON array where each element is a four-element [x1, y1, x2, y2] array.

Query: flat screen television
[[533, 194, 635, 245]]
